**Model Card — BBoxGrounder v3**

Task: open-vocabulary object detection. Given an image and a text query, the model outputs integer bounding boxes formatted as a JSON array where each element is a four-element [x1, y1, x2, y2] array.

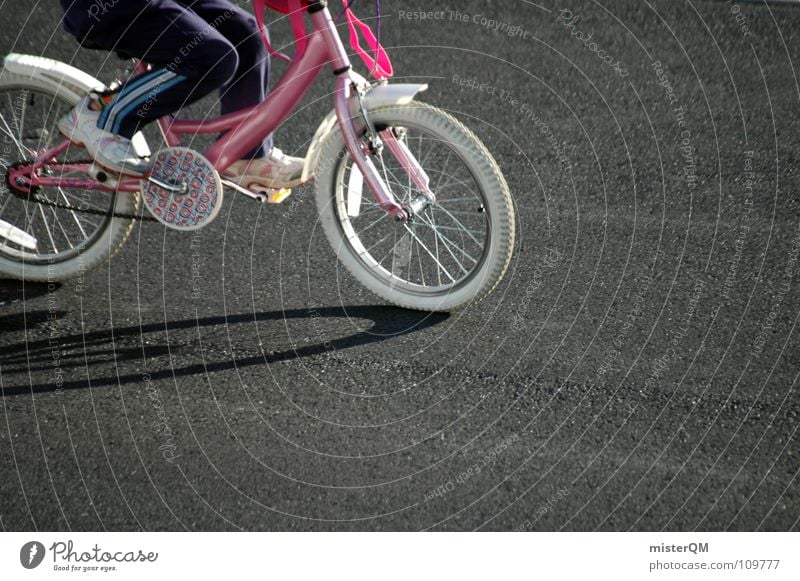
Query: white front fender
[[301, 82, 428, 183]]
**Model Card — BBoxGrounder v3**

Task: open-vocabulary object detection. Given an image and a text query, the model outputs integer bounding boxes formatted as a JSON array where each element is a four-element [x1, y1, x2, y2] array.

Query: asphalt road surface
[[1, 0, 799, 531]]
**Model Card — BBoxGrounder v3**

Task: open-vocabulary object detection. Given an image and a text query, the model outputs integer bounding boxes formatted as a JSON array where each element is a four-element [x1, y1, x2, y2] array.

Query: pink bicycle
[[0, 0, 514, 311]]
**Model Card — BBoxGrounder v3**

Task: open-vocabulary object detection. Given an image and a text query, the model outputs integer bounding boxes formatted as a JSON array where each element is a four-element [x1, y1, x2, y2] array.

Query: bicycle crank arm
[[221, 179, 293, 204], [0, 218, 37, 250], [146, 174, 189, 195], [222, 178, 268, 203]]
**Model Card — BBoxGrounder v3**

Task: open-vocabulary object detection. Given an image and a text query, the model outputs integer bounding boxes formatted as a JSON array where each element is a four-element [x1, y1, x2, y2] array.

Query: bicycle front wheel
[[314, 102, 515, 312]]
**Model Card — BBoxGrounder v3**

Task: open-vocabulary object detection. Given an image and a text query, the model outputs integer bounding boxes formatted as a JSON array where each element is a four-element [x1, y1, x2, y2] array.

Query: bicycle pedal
[[87, 163, 119, 188], [257, 187, 292, 204]]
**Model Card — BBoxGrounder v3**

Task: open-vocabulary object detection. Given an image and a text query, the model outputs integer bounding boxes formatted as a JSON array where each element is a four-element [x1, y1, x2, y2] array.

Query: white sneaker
[[223, 148, 306, 189], [58, 95, 149, 176]]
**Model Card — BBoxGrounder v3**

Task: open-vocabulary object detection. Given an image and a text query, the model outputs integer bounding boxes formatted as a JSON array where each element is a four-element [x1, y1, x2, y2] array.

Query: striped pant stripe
[[97, 68, 169, 128], [102, 70, 178, 133], [111, 74, 187, 134]]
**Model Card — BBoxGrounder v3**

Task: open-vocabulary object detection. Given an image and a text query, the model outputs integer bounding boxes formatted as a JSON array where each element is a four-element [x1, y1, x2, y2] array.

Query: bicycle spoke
[[432, 195, 478, 204], [23, 195, 38, 236], [427, 202, 442, 286], [0, 192, 13, 217], [402, 224, 456, 282], [58, 189, 108, 215], [1, 95, 32, 158], [418, 133, 436, 170], [433, 149, 452, 193], [0, 115, 27, 158], [18, 91, 28, 147], [37, 203, 58, 253], [414, 213, 475, 272], [414, 228, 426, 287], [356, 205, 384, 216], [357, 210, 391, 236], [426, 224, 479, 266], [58, 188, 91, 238], [432, 204, 484, 247], [439, 209, 485, 215], [389, 230, 412, 277], [413, 220, 483, 237], [48, 201, 74, 250], [364, 229, 395, 254]]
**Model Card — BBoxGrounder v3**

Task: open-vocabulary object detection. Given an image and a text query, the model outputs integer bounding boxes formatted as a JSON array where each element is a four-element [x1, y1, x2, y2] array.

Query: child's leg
[[176, 0, 305, 188], [89, 0, 241, 139], [178, 0, 272, 158]]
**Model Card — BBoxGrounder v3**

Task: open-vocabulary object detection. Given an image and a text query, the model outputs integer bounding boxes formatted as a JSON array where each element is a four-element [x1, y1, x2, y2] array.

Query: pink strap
[[253, 0, 309, 62], [288, 1, 310, 58], [343, 5, 393, 79], [252, 0, 393, 79]]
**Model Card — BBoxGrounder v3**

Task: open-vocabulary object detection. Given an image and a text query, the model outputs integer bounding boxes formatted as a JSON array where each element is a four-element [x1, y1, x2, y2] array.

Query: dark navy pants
[[60, 0, 271, 157]]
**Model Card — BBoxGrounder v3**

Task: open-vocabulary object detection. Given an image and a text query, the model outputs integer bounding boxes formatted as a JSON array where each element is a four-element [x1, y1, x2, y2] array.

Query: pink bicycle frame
[[16, 0, 424, 221]]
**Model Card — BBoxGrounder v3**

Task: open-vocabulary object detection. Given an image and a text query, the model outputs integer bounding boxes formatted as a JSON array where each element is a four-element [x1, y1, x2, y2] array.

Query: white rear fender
[[3, 53, 106, 101], [2, 53, 151, 157], [301, 81, 428, 183]]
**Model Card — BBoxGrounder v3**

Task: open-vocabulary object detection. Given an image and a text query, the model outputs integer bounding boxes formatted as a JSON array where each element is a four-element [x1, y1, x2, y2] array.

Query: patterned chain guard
[[141, 147, 223, 231]]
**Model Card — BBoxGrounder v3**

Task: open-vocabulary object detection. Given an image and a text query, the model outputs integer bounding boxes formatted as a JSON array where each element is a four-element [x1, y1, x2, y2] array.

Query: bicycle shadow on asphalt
[[0, 303, 449, 396], [0, 279, 63, 338], [0, 279, 54, 306]]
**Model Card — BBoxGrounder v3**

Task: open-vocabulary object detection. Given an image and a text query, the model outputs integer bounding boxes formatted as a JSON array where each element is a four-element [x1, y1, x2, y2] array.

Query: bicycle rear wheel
[[0, 74, 139, 282], [315, 102, 515, 312]]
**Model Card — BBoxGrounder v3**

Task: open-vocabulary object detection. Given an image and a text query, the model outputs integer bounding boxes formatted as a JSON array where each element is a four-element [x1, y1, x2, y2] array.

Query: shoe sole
[[57, 122, 85, 147], [93, 155, 148, 178], [224, 174, 312, 191]]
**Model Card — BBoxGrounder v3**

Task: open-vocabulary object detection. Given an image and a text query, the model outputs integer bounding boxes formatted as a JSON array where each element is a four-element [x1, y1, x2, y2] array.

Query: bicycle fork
[[314, 4, 434, 224]]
